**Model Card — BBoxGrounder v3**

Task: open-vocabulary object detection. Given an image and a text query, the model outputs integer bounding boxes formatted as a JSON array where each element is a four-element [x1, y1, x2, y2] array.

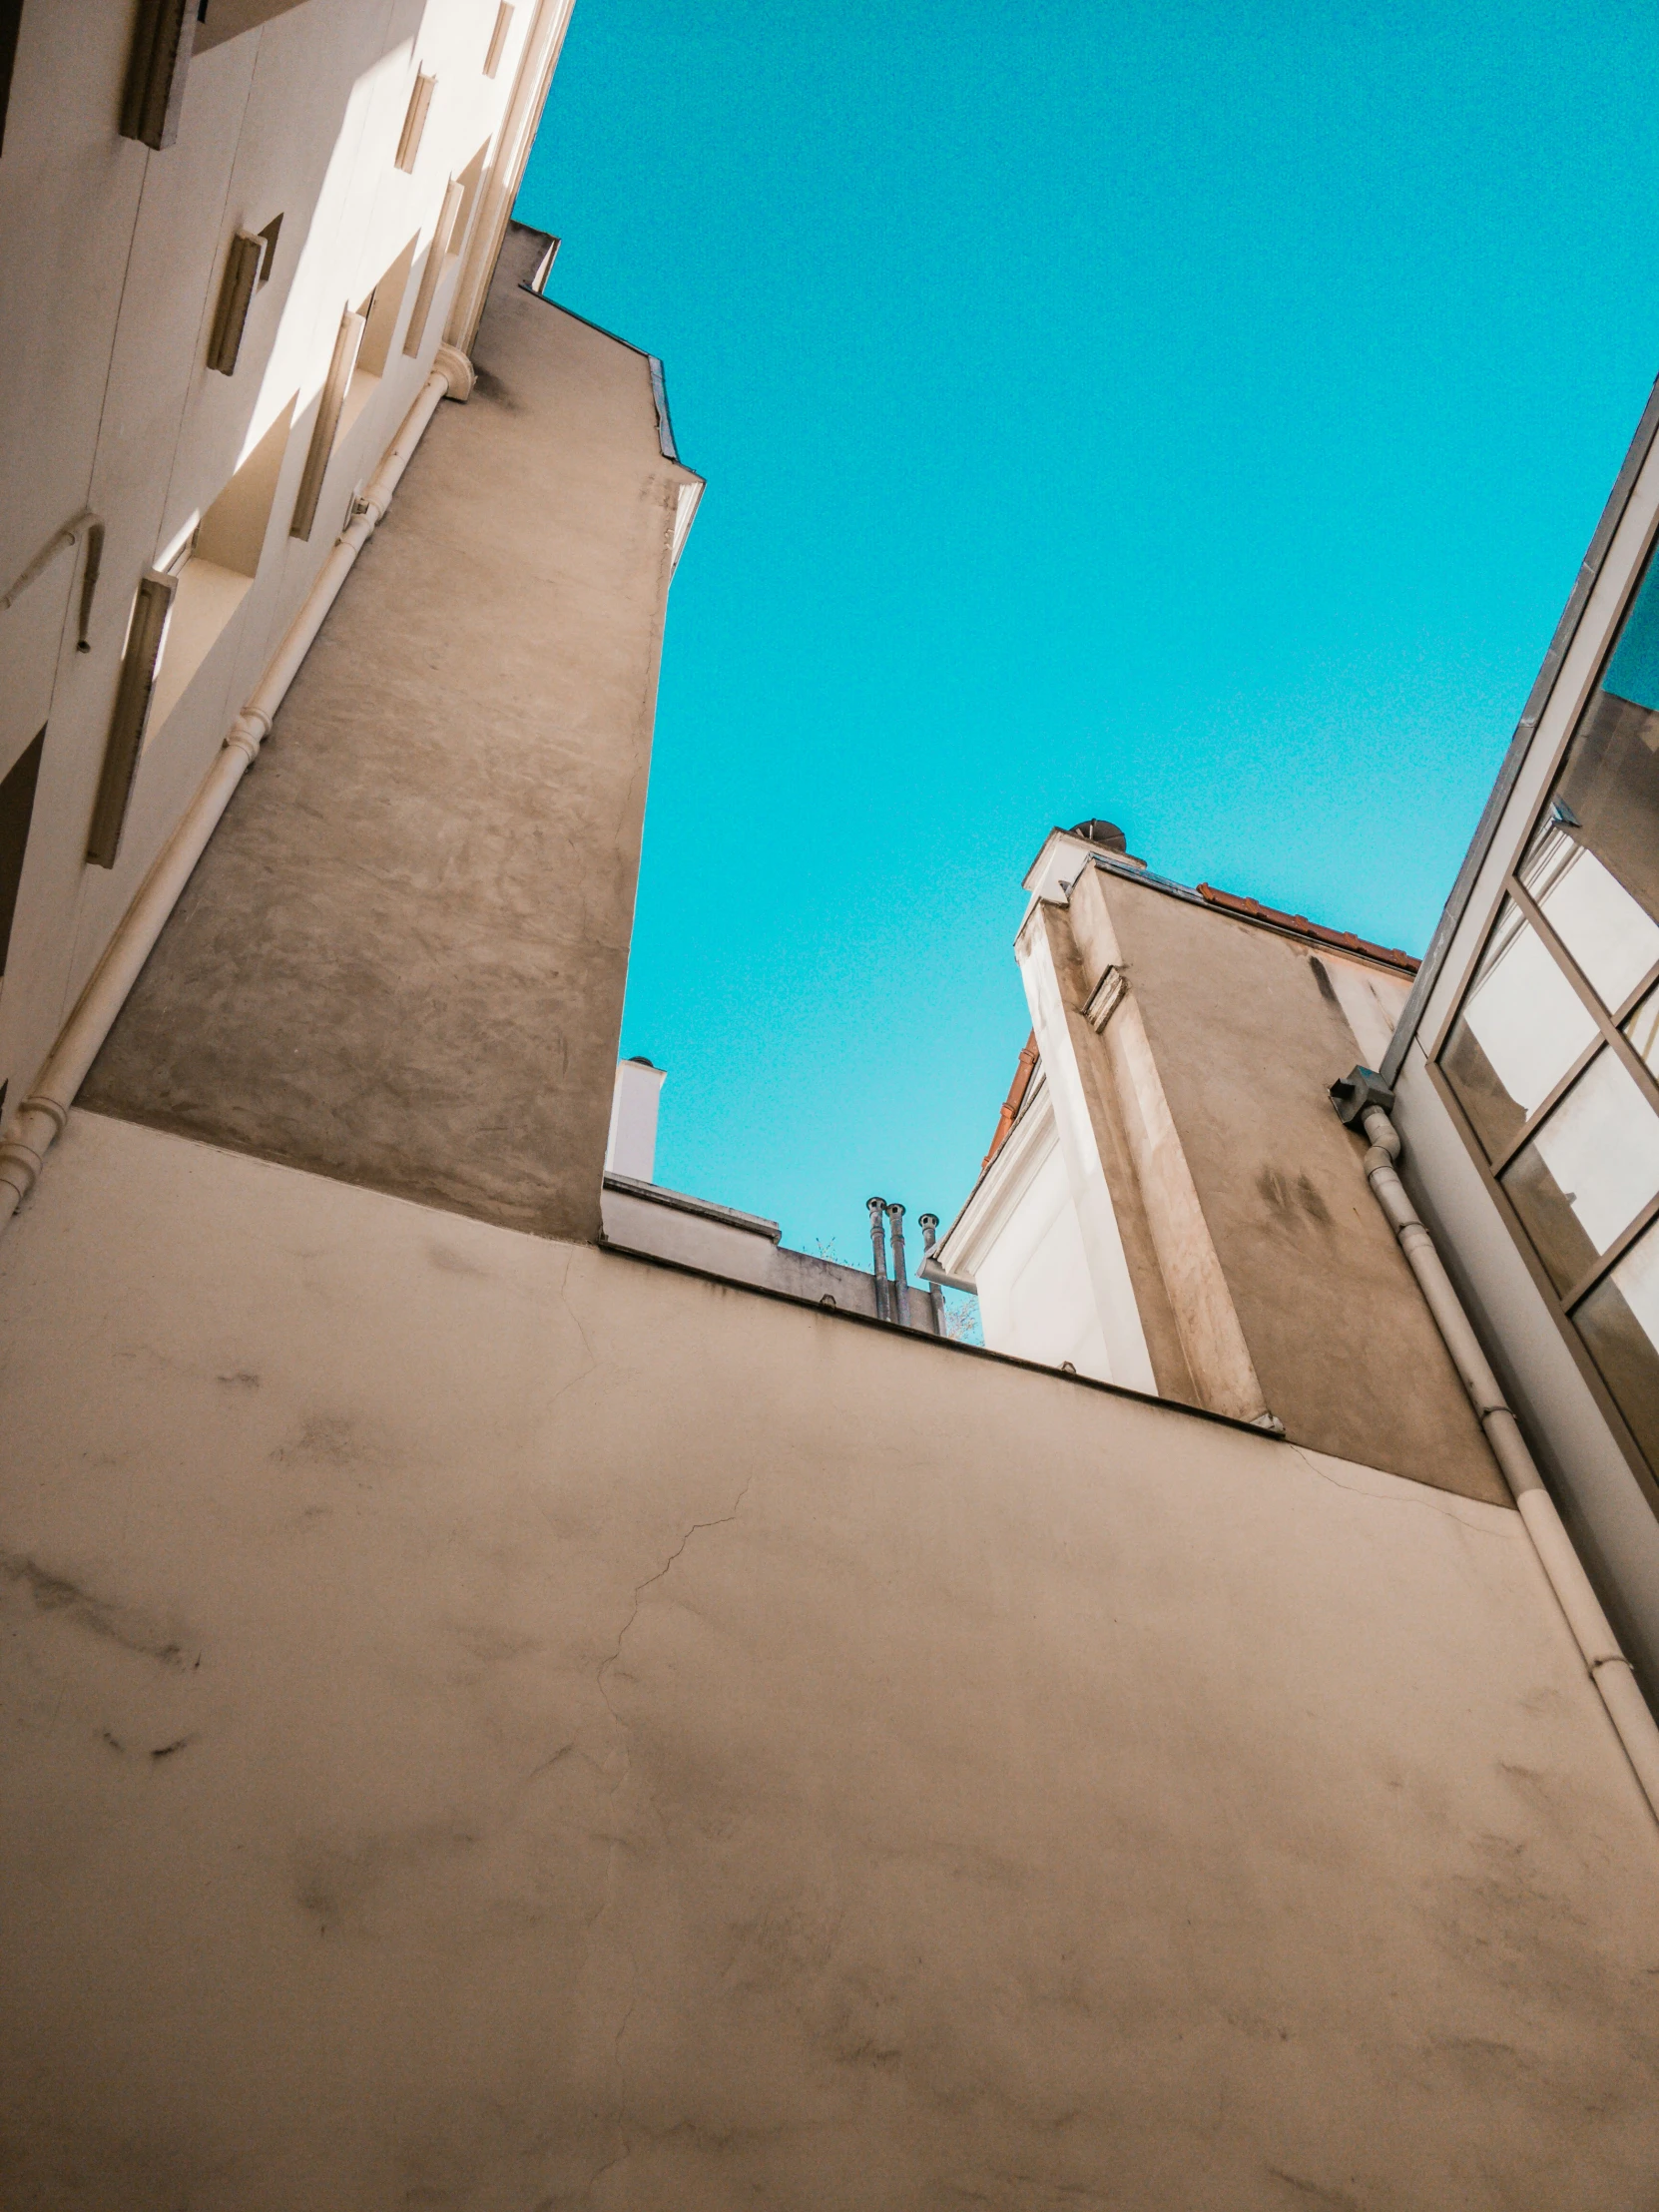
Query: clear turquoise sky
[[516, 2, 1659, 1260]]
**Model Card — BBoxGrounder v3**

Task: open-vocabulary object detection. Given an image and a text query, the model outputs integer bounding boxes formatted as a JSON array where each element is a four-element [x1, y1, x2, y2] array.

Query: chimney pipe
[[606, 1057, 666, 1182], [917, 1214, 944, 1334], [866, 1196, 890, 1322], [887, 1202, 910, 1328]]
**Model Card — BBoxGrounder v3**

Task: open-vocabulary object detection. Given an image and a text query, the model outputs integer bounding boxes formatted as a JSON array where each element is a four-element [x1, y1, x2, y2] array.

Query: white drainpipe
[[0, 358, 464, 1237], [1336, 1074, 1659, 1824]]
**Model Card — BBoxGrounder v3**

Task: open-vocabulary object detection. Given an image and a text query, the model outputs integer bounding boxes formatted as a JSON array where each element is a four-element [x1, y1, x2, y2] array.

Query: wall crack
[[584, 1476, 753, 2202]]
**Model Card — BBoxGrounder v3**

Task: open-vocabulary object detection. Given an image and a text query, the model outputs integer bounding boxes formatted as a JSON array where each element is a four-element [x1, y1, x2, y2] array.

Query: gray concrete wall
[[3, 1109, 1658, 2210], [79, 227, 694, 1242], [1086, 868, 1501, 1499]]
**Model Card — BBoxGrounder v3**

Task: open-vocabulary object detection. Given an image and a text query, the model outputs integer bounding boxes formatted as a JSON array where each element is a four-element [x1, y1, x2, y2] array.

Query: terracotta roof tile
[[1194, 882, 1418, 972], [982, 1032, 1039, 1169]]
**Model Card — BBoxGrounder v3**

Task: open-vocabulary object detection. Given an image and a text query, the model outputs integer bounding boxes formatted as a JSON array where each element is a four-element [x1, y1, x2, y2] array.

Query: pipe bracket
[[434, 343, 475, 400], [18, 1094, 69, 1137]]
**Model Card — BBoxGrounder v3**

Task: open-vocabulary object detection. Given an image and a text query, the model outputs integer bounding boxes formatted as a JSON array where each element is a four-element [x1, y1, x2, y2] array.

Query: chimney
[[606, 1056, 666, 1182], [1023, 818, 1147, 904]]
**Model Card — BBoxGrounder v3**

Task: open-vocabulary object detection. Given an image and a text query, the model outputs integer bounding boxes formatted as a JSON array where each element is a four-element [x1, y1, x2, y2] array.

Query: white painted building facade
[[0, 0, 572, 1147]]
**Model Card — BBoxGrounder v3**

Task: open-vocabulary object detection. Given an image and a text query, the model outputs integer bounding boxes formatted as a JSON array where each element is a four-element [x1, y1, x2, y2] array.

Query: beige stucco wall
[[1076, 865, 1503, 1498], [78, 228, 692, 1242], [4, 1109, 1658, 2209]]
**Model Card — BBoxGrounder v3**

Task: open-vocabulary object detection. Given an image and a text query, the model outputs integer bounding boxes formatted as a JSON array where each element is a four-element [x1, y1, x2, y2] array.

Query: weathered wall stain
[[1102, 877, 1498, 1493], [1255, 1165, 1337, 1231], [0, 1549, 193, 1670]]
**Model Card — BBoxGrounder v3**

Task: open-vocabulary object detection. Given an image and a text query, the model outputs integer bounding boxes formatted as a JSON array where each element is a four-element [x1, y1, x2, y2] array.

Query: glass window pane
[[1548, 544, 1659, 931], [1625, 982, 1659, 1075], [1576, 1221, 1659, 1471], [1441, 900, 1600, 1157], [1518, 817, 1659, 1013], [1500, 1048, 1659, 1293]]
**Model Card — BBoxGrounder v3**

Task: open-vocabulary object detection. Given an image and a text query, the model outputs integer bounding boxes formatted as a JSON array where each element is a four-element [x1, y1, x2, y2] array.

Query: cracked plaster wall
[[3, 1110, 1659, 2209]]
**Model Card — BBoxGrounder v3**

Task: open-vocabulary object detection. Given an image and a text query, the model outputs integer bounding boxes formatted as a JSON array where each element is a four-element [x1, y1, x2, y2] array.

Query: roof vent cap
[[1070, 819, 1127, 853]]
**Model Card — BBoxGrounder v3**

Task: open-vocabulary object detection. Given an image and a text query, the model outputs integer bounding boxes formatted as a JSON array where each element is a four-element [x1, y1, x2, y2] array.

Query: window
[[206, 231, 266, 376], [89, 572, 176, 867], [0, 0, 25, 162], [85, 397, 294, 869], [290, 306, 364, 541], [145, 396, 294, 733], [483, 4, 514, 78], [403, 180, 464, 358], [339, 237, 417, 428], [1438, 539, 1659, 1476], [394, 70, 435, 174], [120, 0, 195, 152], [0, 729, 44, 980]]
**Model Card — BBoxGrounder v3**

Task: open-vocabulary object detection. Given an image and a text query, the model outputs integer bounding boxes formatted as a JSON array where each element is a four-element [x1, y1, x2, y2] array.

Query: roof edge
[[603, 1173, 780, 1243]]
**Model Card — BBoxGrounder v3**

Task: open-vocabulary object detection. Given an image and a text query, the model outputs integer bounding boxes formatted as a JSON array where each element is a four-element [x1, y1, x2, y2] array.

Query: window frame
[[1429, 516, 1659, 1500]]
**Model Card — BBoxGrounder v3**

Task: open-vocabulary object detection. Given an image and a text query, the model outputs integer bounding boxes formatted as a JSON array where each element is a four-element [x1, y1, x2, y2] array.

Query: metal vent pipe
[[918, 1214, 945, 1333], [887, 1202, 910, 1327], [866, 1196, 890, 1322]]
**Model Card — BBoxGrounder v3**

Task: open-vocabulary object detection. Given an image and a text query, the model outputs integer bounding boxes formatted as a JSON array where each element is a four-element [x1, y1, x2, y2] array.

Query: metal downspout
[[1333, 1070, 1659, 1825]]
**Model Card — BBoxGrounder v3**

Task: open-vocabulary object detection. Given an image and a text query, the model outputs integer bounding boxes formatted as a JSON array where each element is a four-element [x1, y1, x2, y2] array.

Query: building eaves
[[932, 1065, 1052, 1288], [1081, 852, 1416, 974], [981, 1031, 1039, 1170], [508, 223, 701, 479], [1194, 882, 1418, 973]]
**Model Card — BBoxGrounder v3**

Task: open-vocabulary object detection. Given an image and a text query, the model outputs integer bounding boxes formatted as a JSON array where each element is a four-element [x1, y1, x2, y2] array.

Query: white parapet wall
[[2, 1110, 1659, 2206]]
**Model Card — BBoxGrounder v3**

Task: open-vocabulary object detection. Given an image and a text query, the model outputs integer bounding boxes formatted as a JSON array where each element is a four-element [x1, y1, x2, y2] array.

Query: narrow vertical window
[[120, 0, 195, 151], [88, 573, 176, 867], [395, 70, 435, 173], [289, 306, 365, 542], [403, 178, 464, 357], [206, 231, 265, 375], [0, 728, 44, 977], [483, 3, 513, 78], [0, 0, 25, 162], [142, 400, 294, 738]]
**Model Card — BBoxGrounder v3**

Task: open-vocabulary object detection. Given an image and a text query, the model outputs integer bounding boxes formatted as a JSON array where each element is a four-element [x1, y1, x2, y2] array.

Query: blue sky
[[517, 1, 1659, 1260]]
